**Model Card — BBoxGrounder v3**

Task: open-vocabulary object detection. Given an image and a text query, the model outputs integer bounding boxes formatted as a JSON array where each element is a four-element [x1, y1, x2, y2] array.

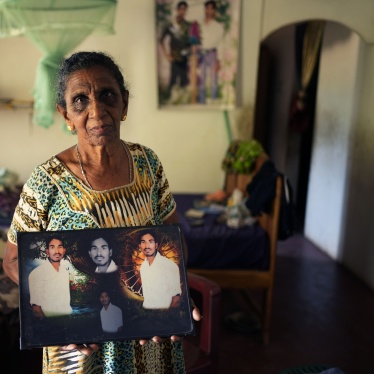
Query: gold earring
[[67, 125, 76, 134], [122, 115, 127, 122]]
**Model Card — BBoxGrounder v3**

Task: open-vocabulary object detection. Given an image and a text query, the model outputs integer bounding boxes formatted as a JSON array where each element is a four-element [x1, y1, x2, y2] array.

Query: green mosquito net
[[0, 0, 117, 128]]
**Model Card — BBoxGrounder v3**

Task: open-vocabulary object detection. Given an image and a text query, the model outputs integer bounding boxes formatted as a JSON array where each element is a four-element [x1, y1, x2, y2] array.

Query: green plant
[[222, 139, 264, 174]]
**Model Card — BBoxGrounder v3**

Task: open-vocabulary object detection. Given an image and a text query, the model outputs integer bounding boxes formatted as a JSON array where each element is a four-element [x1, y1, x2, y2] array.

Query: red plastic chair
[[183, 272, 221, 374]]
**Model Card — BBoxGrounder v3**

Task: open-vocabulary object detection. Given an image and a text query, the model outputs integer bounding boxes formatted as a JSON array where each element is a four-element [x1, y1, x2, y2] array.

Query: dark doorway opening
[[253, 23, 322, 232]]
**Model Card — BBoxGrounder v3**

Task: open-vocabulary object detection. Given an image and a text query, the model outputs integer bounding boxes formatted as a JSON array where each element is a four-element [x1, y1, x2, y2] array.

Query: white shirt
[[200, 18, 225, 59], [29, 259, 73, 317], [95, 259, 118, 274], [100, 303, 123, 333], [140, 252, 181, 309]]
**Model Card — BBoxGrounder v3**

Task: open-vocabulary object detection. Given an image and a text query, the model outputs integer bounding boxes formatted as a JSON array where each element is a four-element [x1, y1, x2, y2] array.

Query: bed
[[174, 194, 270, 270]]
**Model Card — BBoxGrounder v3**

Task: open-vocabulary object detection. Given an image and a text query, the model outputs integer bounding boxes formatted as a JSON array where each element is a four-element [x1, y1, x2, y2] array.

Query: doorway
[[253, 23, 322, 232]]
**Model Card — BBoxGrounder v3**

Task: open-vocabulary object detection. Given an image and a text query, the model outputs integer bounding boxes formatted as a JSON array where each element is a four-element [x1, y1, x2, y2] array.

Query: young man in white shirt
[[29, 235, 73, 319], [88, 236, 118, 274], [138, 229, 181, 310], [99, 291, 123, 334]]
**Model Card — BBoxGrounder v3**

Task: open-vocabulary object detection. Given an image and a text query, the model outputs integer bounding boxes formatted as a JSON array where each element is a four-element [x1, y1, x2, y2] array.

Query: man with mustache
[[197, 0, 225, 104], [88, 236, 118, 274], [159, 1, 192, 104], [99, 290, 123, 335], [29, 235, 73, 319], [138, 229, 181, 309]]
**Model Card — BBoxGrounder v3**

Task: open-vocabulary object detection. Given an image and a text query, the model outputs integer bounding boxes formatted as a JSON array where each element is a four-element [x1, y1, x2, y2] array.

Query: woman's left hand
[[60, 343, 100, 356], [139, 302, 202, 345]]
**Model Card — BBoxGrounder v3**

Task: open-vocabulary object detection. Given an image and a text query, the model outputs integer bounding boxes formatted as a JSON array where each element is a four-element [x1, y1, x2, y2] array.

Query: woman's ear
[[57, 104, 75, 132], [57, 104, 69, 121], [122, 91, 129, 117]]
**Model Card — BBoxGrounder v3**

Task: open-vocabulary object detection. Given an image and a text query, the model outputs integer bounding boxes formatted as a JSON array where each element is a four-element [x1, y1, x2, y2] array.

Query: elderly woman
[[3, 51, 200, 373]]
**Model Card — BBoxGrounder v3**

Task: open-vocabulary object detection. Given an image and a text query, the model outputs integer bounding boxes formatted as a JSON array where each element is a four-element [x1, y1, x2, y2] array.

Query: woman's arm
[[3, 241, 19, 284], [162, 209, 179, 224], [163, 209, 188, 261]]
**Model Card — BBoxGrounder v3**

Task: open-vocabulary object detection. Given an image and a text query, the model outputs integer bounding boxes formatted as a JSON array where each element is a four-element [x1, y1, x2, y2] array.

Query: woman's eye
[[104, 91, 114, 98], [74, 96, 86, 104], [71, 95, 88, 111], [102, 90, 118, 100]]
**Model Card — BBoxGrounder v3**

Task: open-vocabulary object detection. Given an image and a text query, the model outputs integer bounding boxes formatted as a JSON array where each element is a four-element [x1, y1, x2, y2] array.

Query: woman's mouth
[[91, 125, 112, 133]]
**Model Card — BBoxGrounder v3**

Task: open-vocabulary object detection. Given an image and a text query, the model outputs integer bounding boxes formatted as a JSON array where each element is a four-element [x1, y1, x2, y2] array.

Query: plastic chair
[[183, 272, 221, 374]]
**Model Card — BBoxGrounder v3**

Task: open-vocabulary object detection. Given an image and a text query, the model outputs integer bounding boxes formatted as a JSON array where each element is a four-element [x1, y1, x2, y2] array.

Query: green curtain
[[0, 0, 117, 128]]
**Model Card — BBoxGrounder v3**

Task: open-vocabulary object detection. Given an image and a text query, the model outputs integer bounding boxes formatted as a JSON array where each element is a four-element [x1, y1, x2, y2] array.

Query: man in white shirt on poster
[[99, 291, 123, 334], [29, 235, 73, 319], [198, 0, 225, 103], [88, 236, 118, 274], [138, 229, 181, 310]]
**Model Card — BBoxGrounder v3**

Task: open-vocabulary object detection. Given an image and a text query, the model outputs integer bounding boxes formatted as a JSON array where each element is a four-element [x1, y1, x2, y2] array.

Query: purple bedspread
[[174, 194, 270, 270]]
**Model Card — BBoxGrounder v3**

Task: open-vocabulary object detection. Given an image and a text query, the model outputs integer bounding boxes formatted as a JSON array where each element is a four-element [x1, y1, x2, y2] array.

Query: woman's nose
[[89, 98, 105, 119]]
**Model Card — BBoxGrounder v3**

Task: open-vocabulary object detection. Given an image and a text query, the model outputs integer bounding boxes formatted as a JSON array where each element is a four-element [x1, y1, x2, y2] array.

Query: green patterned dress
[[8, 142, 185, 374]]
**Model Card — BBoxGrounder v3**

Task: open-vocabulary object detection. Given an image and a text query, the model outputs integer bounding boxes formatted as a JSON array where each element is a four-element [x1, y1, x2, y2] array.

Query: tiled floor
[[216, 234, 374, 374]]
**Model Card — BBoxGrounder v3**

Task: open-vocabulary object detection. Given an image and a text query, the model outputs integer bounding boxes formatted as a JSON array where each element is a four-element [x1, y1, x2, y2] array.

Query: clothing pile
[[0, 168, 22, 225], [245, 160, 296, 240]]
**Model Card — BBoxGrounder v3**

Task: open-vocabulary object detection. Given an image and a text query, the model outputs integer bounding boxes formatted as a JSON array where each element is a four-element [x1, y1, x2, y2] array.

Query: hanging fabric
[[289, 20, 325, 133], [0, 0, 117, 128]]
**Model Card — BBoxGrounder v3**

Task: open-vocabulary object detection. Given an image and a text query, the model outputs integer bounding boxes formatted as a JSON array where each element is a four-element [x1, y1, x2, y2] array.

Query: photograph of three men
[[17, 224, 194, 349]]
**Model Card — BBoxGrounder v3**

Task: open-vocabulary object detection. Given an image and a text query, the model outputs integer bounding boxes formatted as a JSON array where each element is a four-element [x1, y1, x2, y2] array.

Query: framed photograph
[[156, 0, 241, 109], [17, 224, 194, 349]]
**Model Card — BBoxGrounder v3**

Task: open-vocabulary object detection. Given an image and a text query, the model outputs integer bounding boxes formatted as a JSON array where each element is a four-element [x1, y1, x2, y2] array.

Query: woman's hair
[[56, 51, 128, 109]]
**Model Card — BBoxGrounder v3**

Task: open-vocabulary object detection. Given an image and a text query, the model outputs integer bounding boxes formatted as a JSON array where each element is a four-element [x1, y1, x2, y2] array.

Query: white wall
[[305, 22, 361, 259], [259, 0, 374, 289], [261, 0, 374, 43], [339, 42, 374, 288], [0, 0, 262, 193]]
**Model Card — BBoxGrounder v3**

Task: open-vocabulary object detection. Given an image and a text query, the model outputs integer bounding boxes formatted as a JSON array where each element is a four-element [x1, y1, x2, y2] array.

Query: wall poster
[[156, 0, 241, 109]]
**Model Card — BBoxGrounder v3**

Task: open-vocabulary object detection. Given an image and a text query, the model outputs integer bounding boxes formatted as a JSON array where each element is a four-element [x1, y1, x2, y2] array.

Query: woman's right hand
[[31, 305, 45, 320], [3, 241, 19, 284], [138, 300, 202, 346]]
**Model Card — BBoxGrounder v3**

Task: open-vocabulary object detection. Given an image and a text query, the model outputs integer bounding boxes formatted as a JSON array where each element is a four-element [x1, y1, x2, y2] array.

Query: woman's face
[[58, 66, 128, 146]]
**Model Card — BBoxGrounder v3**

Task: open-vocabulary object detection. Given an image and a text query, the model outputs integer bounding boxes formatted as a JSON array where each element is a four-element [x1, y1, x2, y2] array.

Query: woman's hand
[[139, 301, 202, 346], [31, 305, 45, 320], [3, 241, 19, 284], [190, 298, 202, 322], [59, 343, 99, 356]]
